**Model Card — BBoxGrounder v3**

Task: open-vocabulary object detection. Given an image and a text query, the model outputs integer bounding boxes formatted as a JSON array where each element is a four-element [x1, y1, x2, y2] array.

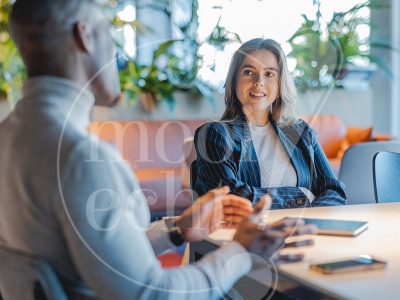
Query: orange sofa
[[301, 114, 391, 176], [88, 119, 207, 220]]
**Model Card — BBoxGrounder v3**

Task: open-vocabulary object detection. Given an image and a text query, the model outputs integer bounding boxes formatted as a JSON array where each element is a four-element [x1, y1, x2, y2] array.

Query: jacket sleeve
[[308, 129, 347, 206], [194, 122, 311, 209]]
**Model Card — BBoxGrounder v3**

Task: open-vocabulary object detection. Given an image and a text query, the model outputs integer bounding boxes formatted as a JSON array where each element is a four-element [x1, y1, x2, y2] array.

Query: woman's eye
[[266, 72, 274, 77], [243, 70, 253, 75]]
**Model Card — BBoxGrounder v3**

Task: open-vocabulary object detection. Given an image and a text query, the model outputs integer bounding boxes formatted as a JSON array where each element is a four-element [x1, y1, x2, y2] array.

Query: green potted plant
[[119, 40, 179, 112], [114, 0, 234, 112], [287, 0, 391, 93], [0, 0, 240, 114]]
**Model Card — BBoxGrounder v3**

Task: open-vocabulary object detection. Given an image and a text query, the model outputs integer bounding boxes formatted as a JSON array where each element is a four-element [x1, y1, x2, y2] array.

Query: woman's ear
[[72, 21, 94, 53]]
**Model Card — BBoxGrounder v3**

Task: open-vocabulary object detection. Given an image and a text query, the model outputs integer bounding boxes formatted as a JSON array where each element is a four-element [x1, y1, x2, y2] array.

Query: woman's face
[[235, 49, 280, 124]]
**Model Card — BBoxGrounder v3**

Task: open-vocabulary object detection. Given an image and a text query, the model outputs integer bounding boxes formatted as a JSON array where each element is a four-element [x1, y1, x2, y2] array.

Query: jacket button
[[296, 200, 303, 205]]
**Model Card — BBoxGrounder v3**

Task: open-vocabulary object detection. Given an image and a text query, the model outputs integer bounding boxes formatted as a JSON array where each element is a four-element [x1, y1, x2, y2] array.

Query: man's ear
[[73, 21, 94, 53]]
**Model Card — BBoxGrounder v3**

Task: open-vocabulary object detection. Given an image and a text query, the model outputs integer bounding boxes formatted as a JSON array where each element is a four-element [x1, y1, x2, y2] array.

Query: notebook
[[283, 217, 369, 237]]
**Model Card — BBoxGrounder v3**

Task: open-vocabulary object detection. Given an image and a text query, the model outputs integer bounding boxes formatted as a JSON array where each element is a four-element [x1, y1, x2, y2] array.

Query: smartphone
[[310, 255, 387, 274]]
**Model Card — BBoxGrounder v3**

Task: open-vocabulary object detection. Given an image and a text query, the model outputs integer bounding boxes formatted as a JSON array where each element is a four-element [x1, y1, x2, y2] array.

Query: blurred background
[[1, 0, 399, 137]]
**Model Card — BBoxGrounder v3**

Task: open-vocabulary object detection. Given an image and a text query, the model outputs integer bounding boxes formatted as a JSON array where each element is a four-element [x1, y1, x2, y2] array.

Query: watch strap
[[163, 217, 185, 246]]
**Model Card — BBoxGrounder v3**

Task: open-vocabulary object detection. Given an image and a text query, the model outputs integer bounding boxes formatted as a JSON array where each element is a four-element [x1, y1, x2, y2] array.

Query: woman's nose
[[253, 74, 265, 87]]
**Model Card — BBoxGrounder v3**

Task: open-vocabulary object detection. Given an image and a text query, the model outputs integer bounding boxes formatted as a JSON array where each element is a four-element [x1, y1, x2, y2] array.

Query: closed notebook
[[284, 217, 369, 237]]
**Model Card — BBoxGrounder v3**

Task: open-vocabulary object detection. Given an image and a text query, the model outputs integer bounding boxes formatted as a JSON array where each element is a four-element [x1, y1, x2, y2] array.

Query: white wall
[[91, 89, 374, 130], [296, 90, 373, 127], [390, 0, 400, 137], [91, 92, 226, 121], [370, 0, 392, 134]]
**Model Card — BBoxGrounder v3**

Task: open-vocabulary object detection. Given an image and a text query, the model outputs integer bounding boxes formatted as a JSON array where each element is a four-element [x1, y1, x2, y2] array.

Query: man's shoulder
[[64, 134, 122, 164]]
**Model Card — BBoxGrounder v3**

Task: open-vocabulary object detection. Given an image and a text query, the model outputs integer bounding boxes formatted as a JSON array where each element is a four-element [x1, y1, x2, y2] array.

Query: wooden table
[[190, 203, 400, 300]]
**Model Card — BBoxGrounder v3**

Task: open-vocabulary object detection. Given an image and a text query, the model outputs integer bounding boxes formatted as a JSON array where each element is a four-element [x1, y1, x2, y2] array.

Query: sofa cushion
[[88, 120, 206, 217], [88, 120, 207, 170], [336, 126, 373, 159], [300, 114, 347, 158]]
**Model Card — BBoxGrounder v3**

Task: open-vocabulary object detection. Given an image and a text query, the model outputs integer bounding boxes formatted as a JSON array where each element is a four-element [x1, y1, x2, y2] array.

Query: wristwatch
[[163, 217, 185, 246]]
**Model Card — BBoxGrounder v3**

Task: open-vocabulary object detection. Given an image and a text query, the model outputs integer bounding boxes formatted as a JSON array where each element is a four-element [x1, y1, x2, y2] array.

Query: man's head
[[10, 0, 120, 106]]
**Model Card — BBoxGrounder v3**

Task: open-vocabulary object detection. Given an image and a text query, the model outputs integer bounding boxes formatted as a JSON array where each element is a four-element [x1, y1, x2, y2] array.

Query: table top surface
[[208, 203, 400, 300]]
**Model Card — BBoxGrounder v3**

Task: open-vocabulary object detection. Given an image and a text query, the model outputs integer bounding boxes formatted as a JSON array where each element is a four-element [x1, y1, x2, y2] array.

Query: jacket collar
[[231, 110, 299, 156], [226, 112, 251, 148], [231, 111, 277, 144]]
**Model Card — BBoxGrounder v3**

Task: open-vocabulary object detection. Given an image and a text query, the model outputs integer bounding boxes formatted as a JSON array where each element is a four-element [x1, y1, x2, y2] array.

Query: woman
[[194, 38, 346, 209]]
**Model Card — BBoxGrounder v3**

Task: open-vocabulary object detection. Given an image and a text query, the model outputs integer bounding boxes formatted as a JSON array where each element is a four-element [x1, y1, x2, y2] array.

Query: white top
[[0, 76, 251, 299], [250, 122, 315, 203], [250, 122, 297, 187]]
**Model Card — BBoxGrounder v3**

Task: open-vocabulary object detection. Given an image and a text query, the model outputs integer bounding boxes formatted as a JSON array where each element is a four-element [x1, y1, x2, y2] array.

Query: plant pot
[[140, 91, 156, 113], [0, 95, 11, 123]]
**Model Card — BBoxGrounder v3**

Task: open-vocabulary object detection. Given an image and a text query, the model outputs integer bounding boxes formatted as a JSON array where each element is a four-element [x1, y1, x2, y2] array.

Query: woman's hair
[[221, 38, 298, 125]]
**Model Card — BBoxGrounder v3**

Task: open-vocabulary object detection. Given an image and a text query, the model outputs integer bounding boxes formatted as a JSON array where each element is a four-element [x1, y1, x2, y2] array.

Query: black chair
[[190, 160, 198, 202], [0, 245, 97, 300], [373, 150, 400, 203]]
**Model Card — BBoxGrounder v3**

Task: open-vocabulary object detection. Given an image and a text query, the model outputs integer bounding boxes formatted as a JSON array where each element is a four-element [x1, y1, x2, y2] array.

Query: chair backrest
[[190, 160, 198, 202], [300, 114, 346, 158], [88, 120, 205, 170], [179, 137, 198, 202], [180, 137, 196, 191], [338, 141, 400, 205], [0, 245, 67, 300], [373, 150, 400, 203], [0, 246, 97, 300]]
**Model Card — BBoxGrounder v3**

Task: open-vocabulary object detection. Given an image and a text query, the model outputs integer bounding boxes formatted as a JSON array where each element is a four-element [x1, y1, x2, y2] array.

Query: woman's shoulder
[[278, 117, 317, 139], [195, 120, 241, 143], [279, 117, 311, 129], [294, 118, 313, 129], [195, 120, 238, 135]]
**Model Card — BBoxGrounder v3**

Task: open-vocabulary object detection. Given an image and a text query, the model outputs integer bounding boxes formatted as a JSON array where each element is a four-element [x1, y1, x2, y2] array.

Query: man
[[0, 0, 317, 299]]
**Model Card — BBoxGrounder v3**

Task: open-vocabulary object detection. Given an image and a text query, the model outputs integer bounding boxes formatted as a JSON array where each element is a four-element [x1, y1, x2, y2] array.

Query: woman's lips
[[249, 92, 266, 99]]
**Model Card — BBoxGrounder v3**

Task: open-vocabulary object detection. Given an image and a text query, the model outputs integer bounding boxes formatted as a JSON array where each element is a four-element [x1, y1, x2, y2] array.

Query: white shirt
[[250, 122, 315, 203]]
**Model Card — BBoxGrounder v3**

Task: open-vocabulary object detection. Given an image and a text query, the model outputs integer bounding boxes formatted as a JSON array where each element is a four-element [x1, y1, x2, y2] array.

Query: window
[[197, 0, 370, 91]]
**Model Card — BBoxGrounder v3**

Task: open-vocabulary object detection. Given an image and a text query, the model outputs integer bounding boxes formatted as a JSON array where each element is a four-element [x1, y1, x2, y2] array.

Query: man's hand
[[233, 195, 318, 262], [175, 186, 252, 243]]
